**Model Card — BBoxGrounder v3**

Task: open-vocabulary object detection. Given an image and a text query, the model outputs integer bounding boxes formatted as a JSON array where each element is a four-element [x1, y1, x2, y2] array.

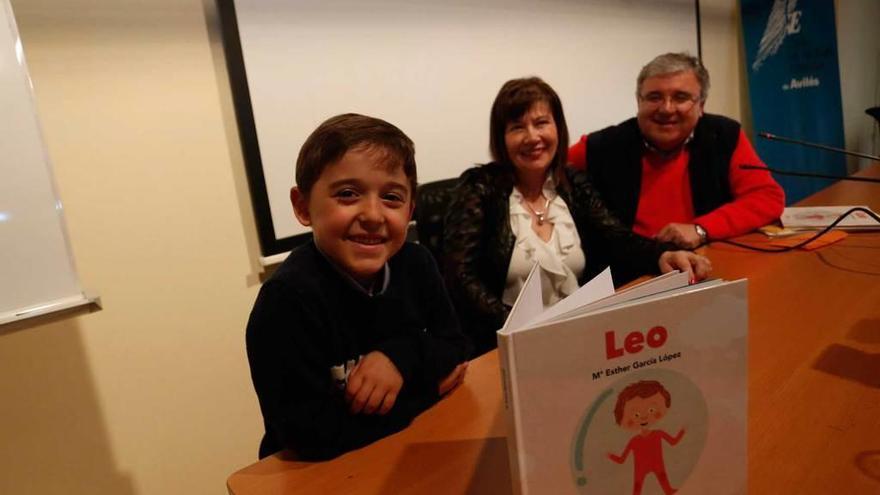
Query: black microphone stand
[[758, 132, 880, 162], [739, 164, 880, 184], [724, 124, 880, 252], [749, 131, 880, 184]]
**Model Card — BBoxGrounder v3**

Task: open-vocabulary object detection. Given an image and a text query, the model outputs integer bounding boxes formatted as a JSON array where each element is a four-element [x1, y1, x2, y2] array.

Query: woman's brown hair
[[488, 77, 570, 190]]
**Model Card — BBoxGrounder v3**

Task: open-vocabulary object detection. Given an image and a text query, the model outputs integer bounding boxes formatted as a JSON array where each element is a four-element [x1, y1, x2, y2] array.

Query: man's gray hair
[[636, 52, 710, 102]]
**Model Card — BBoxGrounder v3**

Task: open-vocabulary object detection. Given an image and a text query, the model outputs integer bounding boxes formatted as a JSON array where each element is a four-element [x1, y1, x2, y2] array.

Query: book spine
[[497, 332, 527, 495]]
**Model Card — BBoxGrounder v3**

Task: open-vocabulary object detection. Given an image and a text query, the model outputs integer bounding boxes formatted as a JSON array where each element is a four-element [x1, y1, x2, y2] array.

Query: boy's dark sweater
[[246, 241, 470, 460]]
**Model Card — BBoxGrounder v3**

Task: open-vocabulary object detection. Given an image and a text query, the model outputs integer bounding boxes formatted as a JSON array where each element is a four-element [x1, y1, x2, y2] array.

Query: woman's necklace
[[524, 197, 552, 225]]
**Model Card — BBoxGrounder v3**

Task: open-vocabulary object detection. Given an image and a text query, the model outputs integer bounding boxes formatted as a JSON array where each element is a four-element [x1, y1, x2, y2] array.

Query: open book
[[498, 266, 748, 495]]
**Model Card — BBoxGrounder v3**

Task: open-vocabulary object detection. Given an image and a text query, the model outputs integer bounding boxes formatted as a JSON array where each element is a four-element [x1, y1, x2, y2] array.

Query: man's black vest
[[584, 114, 741, 228]]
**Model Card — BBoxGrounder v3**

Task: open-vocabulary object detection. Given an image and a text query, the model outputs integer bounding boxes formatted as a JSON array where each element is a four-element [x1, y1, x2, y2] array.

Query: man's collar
[[642, 131, 695, 158]]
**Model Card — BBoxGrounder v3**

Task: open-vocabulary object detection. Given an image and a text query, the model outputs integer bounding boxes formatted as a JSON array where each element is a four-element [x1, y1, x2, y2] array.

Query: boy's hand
[[345, 351, 403, 415], [438, 361, 469, 396]]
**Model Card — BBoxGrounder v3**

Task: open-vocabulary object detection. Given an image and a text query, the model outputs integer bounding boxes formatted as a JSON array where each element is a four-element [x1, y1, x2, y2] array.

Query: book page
[[539, 278, 726, 329], [614, 270, 681, 295], [501, 262, 543, 332], [532, 271, 693, 328], [523, 267, 614, 328]]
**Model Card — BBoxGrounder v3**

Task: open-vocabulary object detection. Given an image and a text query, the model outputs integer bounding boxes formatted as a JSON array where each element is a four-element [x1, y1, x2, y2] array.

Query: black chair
[[867, 106, 880, 125], [413, 177, 460, 272]]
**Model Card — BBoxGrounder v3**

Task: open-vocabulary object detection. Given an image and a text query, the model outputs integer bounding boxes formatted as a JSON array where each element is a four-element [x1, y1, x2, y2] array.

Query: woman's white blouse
[[502, 177, 586, 309]]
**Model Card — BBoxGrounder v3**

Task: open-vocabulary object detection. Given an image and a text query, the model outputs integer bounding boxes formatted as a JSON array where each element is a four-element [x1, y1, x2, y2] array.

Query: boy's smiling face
[[291, 145, 414, 287]]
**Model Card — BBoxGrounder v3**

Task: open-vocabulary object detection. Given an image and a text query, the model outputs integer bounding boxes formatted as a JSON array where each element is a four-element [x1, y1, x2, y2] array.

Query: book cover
[[498, 274, 748, 495]]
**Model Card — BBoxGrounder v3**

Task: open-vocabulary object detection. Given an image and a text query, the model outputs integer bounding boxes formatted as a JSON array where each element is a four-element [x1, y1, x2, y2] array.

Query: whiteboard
[[221, 0, 698, 256], [0, 0, 97, 327]]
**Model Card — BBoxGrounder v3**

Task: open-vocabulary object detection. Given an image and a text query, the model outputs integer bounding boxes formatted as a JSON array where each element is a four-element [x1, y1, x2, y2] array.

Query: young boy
[[246, 113, 471, 460]]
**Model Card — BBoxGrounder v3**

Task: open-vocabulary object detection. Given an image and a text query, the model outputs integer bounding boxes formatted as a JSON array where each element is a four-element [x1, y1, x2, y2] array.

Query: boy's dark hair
[[295, 113, 417, 196], [613, 380, 672, 425], [488, 77, 570, 189]]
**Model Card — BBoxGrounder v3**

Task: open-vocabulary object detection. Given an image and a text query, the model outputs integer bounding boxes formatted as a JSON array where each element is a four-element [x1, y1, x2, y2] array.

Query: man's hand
[[655, 223, 704, 249], [438, 361, 469, 396], [345, 351, 403, 415], [659, 251, 712, 283]]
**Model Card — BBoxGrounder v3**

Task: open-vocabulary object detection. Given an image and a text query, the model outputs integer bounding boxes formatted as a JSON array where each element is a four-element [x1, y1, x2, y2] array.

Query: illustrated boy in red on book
[[608, 380, 685, 495]]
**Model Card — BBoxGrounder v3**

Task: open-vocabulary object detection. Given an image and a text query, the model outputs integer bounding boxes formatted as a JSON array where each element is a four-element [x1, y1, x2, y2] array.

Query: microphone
[[739, 164, 880, 184], [758, 132, 880, 161]]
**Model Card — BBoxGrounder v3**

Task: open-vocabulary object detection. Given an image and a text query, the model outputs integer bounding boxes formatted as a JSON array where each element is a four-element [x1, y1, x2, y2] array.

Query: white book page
[[523, 267, 614, 328], [533, 270, 692, 326], [613, 269, 681, 295], [536, 278, 728, 329], [500, 262, 543, 332], [604, 270, 691, 303]]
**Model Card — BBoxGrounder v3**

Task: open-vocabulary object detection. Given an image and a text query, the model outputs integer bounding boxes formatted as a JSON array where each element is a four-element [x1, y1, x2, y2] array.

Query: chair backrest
[[867, 106, 880, 125], [413, 177, 460, 270]]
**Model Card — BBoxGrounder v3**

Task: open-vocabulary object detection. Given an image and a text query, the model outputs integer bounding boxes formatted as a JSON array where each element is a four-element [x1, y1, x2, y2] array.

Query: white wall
[[233, 0, 698, 242]]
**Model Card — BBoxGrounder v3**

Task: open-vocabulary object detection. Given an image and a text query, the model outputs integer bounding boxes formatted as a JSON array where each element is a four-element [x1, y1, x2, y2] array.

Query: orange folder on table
[[769, 230, 848, 250]]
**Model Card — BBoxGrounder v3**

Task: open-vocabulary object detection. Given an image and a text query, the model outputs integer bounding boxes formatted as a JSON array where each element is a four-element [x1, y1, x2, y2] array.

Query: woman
[[443, 77, 710, 355]]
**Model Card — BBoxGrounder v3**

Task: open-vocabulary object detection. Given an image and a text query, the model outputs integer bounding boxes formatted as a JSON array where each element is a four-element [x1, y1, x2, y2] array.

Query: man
[[568, 52, 784, 248]]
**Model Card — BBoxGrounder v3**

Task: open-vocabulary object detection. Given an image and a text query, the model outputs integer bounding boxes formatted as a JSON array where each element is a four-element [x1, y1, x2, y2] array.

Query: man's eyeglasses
[[639, 92, 701, 111]]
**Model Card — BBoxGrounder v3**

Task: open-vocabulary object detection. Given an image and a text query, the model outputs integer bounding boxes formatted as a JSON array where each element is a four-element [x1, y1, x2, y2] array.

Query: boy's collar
[[314, 242, 391, 296]]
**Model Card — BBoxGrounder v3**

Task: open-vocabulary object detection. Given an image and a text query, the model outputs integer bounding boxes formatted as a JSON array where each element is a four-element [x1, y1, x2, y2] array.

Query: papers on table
[[781, 206, 880, 231]]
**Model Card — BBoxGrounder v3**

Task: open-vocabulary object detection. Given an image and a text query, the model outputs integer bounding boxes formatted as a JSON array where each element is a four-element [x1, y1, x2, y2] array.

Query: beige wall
[[836, 0, 880, 171], [2, 1, 263, 493], [699, 0, 747, 123], [0, 1, 872, 494]]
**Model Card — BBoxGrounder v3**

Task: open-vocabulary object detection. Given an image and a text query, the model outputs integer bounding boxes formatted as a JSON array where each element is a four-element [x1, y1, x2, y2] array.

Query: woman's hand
[[658, 251, 712, 283], [655, 223, 703, 249]]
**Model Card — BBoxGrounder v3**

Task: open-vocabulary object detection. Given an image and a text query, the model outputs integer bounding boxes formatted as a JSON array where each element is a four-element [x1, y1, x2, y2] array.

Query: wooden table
[[228, 167, 880, 494], [704, 166, 880, 493]]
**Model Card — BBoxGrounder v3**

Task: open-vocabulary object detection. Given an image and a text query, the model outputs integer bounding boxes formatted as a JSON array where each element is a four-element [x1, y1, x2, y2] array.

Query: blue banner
[[741, 0, 846, 203]]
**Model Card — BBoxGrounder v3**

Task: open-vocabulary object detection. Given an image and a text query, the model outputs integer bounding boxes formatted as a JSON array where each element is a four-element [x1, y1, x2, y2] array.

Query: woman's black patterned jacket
[[442, 162, 673, 354]]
